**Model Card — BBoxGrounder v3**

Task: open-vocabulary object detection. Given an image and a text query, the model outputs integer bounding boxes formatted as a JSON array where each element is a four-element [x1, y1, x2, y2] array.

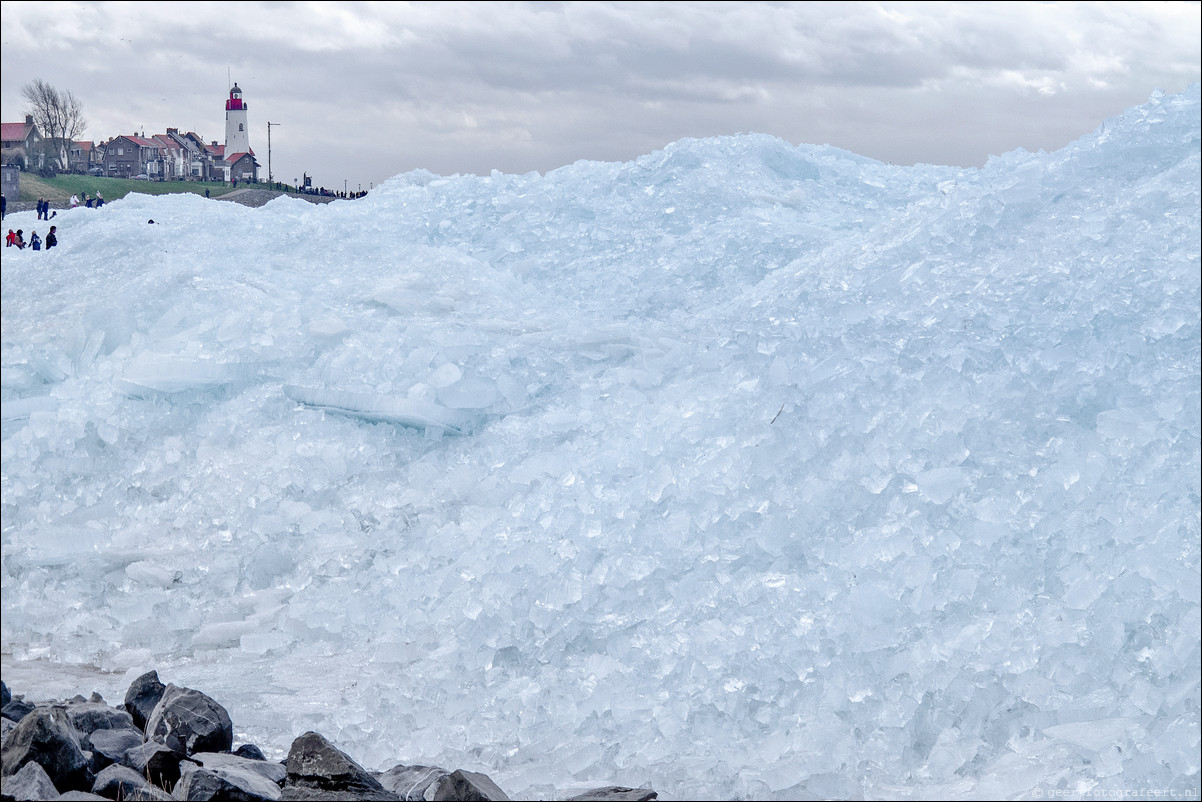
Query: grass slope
[[11, 174, 301, 204]]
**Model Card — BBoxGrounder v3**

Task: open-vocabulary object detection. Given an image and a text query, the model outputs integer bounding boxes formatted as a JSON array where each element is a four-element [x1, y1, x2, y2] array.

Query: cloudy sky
[[2, 1, 1199, 192]]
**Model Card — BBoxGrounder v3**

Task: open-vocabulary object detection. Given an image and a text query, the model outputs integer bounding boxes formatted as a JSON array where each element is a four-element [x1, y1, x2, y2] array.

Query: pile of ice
[[2, 84, 1198, 800]]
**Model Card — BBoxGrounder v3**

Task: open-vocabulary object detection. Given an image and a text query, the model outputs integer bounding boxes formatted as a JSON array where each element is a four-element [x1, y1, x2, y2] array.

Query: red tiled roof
[[2, 121, 35, 141]]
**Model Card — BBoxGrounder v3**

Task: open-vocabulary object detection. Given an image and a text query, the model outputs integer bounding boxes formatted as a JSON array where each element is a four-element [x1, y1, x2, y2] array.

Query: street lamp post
[[267, 121, 280, 183]]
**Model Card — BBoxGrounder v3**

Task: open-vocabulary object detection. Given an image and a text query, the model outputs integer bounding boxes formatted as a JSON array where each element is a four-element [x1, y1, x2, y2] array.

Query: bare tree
[[22, 79, 87, 173]]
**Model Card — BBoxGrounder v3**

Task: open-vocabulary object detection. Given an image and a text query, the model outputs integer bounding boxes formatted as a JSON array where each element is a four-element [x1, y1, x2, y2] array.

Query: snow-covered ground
[[3, 84, 1199, 800]]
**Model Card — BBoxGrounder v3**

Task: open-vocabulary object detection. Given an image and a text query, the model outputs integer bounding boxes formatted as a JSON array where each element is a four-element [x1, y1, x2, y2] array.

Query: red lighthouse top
[[226, 83, 245, 111]]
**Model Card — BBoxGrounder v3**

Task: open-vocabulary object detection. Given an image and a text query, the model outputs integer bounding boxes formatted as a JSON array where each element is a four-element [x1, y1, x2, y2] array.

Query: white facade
[[224, 83, 251, 156]]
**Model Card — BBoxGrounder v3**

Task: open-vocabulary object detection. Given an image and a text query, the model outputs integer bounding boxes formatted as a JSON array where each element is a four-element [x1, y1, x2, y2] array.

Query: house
[[103, 134, 160, 178], [150, 132, 187, 180], [172, 130, 216, 181], [68, 140, 103, 174], [226, 151, 259, 184], [2, 115, 42, 169]]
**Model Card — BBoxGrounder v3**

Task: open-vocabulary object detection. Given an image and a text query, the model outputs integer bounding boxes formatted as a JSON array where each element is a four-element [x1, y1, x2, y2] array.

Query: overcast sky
[[2, 1, 1199, 192]]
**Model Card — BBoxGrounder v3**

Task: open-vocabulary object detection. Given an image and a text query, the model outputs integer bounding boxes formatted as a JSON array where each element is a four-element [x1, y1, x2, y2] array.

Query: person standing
[[1, 192, 6, 220], [70, 194, 79, 208], [95, 192, 104, 207], [45, 226, 57, 249], [30, 230, 41, 250], [84, 193, 92, 208]]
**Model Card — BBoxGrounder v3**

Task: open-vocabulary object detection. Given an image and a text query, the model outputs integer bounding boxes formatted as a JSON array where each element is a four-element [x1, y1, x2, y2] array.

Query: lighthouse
[[223, 82, 257, 183], [225, 83, 251, 155]]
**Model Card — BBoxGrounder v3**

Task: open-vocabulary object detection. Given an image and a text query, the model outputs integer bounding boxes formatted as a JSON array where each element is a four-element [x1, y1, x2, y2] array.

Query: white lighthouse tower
[[225, 82, 251, 155]]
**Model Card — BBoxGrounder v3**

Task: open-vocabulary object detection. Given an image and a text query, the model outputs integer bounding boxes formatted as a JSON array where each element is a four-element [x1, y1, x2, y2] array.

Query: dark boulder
[[123, 672, 166, 734], [375, 765, 448, 800], [0, 706, 93, 792], [174, 760, 283, 801], [233, 744, 267, 761], [90, 763, 170, 801], [281, 731, 398, 801], [64, 701, 136, 749], [191, 752, 285, 786], [144, 685, 233, 757], [120, 741, 190, 791], [85, 727, 144, 772], [565, 788, 658, 801], [1, 699, 35, 725], [0, 683, 9, 708], [432, 769, 509, 801], [1, 759, 61, 801]]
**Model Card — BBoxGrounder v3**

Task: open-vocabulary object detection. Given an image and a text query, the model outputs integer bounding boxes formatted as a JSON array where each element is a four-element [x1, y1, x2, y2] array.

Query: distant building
[[1, 115, 42, 169], [224, 83, 259, 183], [103, 134, 160, 178], [68, 140, 102, 174], [2, 164, 20, 200]]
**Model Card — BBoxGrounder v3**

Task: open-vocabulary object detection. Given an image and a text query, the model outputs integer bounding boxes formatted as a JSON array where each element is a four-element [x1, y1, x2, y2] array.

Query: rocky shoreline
[[1, 675, 657, 802]]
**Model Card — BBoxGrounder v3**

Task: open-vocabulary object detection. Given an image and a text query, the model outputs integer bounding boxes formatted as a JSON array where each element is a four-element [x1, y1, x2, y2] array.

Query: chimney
[[25, 115, 33, 125]]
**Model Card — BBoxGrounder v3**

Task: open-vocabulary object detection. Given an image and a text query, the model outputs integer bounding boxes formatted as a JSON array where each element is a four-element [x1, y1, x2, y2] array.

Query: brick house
[[226, 151, 259, 184], [103, 134, 160, 178], [2, 115, 42, 169], [67, 140, 103, 174]]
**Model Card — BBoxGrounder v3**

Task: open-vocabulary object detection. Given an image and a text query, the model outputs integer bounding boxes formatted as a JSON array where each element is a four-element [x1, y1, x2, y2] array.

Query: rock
[[57, 792, 110, 801], [1, 759, 61, 801], [190, 752, 286, 786], [86, 727, 144, 771], [64, 701, 136, 747], [432, 769, 509, 801], [91, 763, 170, 801], [1, 683, 9, 708], [233, 744, 267, 761], [565, 788, 658, 801], [0, 705, 93, 792], [121, 741, 190, 791], [174, 760, 283, 801], [281, 731, 398, 801], [124, 673, 166, 734], [144, 685, 233, 757], [1, 699, 35, 724], [376, 765, 448, 800]]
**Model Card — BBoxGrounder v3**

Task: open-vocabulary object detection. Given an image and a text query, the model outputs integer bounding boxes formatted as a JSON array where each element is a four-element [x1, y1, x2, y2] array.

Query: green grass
[[13, 173, 303, 204]]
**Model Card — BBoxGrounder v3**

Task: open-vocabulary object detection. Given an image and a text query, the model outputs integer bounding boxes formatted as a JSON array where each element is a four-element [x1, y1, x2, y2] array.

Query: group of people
[[69, 192, 104, 209], [6, 226, 57, 250], [35, 198, 58, 220]]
